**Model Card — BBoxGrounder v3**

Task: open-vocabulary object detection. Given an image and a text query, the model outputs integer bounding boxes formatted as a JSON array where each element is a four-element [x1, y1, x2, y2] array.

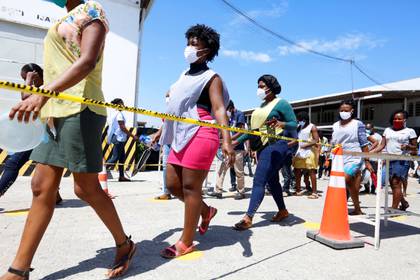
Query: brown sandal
[[233, 219, 252, 231], [108, 235, 137, 279], [271, 209, 289, 222], [307, 193, 319, 199]]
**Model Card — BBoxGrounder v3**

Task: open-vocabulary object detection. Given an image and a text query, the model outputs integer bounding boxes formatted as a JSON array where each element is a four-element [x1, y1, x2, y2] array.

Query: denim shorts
[[344, 161, 363, 177], [389, 160, 410, 180]]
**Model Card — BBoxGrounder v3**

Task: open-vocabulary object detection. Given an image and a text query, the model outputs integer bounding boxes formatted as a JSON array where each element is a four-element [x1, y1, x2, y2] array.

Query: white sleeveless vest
[[160, 69, 229, 152]]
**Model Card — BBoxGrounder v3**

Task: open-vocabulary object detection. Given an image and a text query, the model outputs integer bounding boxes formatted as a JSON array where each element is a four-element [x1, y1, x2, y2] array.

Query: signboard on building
[[0, 0, 65, 29]]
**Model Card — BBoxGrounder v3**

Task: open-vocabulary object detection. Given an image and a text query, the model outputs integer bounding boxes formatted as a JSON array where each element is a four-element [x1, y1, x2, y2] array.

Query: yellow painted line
[[303, 222, 320, 230], [2, 209, 30, 216], [389, 216, 407, 222], [148, 198, 171, 203], [176, 250, 203, 261]]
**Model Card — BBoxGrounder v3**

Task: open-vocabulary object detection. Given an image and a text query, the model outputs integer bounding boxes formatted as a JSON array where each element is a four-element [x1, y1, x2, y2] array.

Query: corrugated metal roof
[[290, 76, 420, 105], [242, 77, 420, 112]]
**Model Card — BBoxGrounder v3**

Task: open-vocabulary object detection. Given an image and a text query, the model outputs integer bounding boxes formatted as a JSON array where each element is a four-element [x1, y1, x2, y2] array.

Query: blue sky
[[138, 0, 420, 127]]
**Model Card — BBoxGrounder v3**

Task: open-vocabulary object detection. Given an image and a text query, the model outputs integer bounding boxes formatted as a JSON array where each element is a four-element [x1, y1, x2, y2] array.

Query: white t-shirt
[[383, 127, 417, 155], [108, 111, 127, 143]]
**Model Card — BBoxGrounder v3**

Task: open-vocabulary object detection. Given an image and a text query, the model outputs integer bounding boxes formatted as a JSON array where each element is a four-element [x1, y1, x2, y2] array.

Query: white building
[[0, 0, 154, 124]]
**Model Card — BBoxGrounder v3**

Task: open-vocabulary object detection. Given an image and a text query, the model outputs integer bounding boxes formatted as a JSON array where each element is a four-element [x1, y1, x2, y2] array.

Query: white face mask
[[298, 121, 306, 127], [340, 111, 352, 120], [165, 97, 169, 105], [226, 111, 231, 118], [184, 46, 206, 64], [257, 88, 267, 100]]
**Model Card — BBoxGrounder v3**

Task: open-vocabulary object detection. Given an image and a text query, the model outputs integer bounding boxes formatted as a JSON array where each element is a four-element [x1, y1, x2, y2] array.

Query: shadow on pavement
[[40, 238, 172, 280], [209, 240, 314, 280], [351, 220, 420, 239], [197, 225, 253, 257], [0, 208, 3, 212], [56, 199, 89, 209], [154, 225, 254, 257], [227, 211, 306, 228], [252, 213, 305, 228]]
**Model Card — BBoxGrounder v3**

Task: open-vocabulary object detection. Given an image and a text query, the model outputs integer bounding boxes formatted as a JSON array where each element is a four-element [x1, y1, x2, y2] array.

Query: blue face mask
[[366, 129, 372, 135], [44, 0, 67, 8]]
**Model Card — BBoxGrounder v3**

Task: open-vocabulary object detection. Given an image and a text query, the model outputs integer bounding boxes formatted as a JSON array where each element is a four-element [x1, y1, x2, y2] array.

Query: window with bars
[[362, 106, 374, 121], [408, 102, 414, 117], [415, 102, 420, 116]]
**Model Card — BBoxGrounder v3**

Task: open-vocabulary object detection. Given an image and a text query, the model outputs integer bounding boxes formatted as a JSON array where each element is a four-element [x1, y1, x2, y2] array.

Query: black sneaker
[[208, 192, 222, 199], [228, 186, 237, 192], [234, 193, 245, 200]]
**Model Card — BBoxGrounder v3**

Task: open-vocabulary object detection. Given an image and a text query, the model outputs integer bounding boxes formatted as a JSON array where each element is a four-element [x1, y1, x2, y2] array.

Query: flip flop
[[160, 240, 195, 259], [307, 193, 319, 199], [108, 235, 137, 279], [198, 206, 217, 235]]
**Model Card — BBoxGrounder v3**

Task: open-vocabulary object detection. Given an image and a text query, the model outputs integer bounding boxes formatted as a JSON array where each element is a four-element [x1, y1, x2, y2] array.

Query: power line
[[219, 0, 387, 88], [353, 62, 390, 89]]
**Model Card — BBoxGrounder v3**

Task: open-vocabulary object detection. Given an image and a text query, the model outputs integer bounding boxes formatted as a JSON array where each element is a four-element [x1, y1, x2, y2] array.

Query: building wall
[[0, 0, 141, 125]]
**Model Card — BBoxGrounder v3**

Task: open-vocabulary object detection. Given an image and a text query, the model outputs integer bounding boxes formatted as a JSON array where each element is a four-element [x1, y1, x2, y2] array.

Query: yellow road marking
[[2, 209, 30, 216], [303, 222, 320, 230], [176, 250, 203, 261]]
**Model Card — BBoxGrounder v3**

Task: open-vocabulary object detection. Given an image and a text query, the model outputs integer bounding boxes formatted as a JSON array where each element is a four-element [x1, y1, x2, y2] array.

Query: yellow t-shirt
[[40, 1, 108, 118]]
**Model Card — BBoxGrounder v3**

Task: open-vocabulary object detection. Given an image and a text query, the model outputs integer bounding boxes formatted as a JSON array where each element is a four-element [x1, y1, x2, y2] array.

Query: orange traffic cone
[[307, 146, 364, 249], [99, 164, 115, 199]]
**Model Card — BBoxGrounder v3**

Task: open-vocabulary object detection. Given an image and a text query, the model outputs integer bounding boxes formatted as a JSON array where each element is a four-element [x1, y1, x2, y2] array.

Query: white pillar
[[357, 99, 361, 119], [308, 105, 312, 123]]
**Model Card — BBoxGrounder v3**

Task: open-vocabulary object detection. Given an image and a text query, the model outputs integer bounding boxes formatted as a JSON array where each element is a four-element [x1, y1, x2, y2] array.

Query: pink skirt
[[168, 108, 219, 171]]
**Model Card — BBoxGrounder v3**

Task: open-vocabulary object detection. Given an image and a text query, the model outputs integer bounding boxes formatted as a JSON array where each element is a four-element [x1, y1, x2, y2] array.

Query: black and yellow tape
[[0, 80, 321, 145], [1, 80, 420, 170]]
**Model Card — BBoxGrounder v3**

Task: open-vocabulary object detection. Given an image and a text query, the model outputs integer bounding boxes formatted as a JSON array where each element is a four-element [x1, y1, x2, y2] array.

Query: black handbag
[[249, 134, 264, 152], [248, 122, 279, 152]]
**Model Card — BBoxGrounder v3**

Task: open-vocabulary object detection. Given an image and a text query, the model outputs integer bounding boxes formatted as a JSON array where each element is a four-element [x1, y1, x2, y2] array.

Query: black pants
[[318, 155, 326, 178], [107, 141, 126, 177], [0, 150, 32, 197], [281, 154, 295, 192]]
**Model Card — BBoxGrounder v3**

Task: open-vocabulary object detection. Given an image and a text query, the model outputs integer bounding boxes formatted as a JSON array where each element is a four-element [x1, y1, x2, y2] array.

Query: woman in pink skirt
[[159, 24, 235, 258]]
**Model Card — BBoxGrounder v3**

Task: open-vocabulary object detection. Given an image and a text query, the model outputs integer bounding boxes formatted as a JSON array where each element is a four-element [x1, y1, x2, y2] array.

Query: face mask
[[339, 111, 352, 120], [393, 120, 405, 130], [184, 46, 206, 64], [165, 97, 169, 105], [257, 88, 267, 100], [44, 0, 67, 8], [298, 121, 306, 127], [226, 111, 231, 118], [366, 129, 372, 135]]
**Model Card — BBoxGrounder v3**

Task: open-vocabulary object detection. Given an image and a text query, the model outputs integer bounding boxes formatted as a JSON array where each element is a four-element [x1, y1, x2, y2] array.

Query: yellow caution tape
[[2, 80, 419, 162], [0, 80, 326, 146]]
